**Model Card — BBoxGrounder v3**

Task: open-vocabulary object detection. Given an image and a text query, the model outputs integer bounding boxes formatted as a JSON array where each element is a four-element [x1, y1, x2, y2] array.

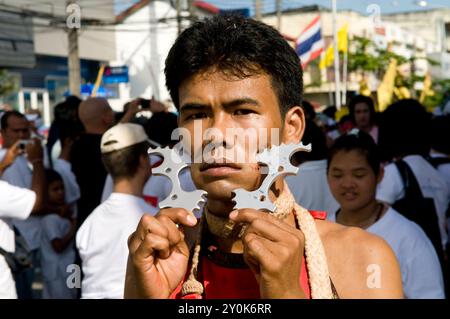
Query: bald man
[[71, 98, 115, 229]]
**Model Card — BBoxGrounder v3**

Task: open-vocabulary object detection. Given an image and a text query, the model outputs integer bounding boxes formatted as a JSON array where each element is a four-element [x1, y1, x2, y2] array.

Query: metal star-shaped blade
[[231, 142, 311, 212], [232, 187, 276, 212], [148, 146, 206, 214]]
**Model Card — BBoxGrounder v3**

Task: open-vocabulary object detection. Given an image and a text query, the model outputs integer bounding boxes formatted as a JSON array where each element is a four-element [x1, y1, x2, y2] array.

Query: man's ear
[[281, 106, 305, 144]]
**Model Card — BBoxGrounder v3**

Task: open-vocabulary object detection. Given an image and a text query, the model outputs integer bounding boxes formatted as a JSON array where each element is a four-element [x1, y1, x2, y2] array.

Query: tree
[[0, 69, 17, 97], [348, 36, 407, 79]]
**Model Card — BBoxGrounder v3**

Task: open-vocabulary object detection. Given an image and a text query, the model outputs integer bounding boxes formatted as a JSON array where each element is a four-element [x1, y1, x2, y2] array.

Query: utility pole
[[255, 0, 262, 21], [332, 0, 341, 110], [276, 0, 282, 31], [176, 0, 182, 35], [188, 0, 197, 25], [67, 0, 80, 97]]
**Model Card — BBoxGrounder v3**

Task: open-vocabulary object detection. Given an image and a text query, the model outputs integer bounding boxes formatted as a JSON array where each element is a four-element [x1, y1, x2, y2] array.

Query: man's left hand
[[229, 209, 306, 299]]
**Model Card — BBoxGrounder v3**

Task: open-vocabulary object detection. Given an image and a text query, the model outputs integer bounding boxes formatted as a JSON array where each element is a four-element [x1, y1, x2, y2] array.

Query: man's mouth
[[200, 161, 242, 176], [341, 191, 358, 201]]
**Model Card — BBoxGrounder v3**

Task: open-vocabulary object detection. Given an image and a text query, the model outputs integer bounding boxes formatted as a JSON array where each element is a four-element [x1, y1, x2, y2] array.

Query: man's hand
[[149, 97, 167, 113], [229, 209, 306, 299], [125, 208, 197, 299], [25, 138, 43, 163], [0, 141, 21, 173]]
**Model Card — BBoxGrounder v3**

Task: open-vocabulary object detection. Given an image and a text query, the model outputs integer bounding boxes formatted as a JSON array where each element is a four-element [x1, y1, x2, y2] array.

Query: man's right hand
[[125, 208, 197, 299], [0, 140, 21, 171], [25, 138, 43, 163]]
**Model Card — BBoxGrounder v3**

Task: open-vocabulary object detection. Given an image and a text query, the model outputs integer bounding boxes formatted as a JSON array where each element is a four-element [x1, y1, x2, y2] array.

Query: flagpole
[[332, 0, 341, 110], [342, 45, 348, 105]]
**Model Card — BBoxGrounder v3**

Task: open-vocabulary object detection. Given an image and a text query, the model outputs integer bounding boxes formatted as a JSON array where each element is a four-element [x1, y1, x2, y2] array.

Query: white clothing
[[53, 158, 80, 207], [0, 149, 42, 250], [0, 181, 35, 299], [40, 214, 76, 299], [376, 155, 450, 247], [101, 167, 200, 217], [286, 160, 339, 215], [76, 193, 158, 299], [329, 207, 445, 299]]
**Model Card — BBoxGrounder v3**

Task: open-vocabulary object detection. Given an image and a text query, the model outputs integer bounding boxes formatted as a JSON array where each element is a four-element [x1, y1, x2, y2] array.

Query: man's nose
[[341, 176, 356, 189], [18, 130, 29, 139], [206, 113, 232, 144]]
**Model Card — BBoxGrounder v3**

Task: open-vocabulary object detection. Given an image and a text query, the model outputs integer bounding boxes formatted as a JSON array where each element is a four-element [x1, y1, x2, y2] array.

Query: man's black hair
[[165, 15, 303, 116], [348, 95, 376, 125], [0, 110, 26, 130], [431, 115, 450, 155], [144, 112, 178, 147], [302, 100, 316, 121], [294, 119, 327, 164], [328, 130, 381, 176], [45, 169, 63, 185], [378, 99, 431, 161]]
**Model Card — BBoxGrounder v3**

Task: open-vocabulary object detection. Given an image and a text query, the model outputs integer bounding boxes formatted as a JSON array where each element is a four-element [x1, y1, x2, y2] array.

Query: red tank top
[[170, 210, 327, 299]]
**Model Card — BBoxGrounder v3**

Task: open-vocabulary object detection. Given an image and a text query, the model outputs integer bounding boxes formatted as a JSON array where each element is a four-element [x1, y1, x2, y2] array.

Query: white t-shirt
[[40, 214, 76, 299], [286, 160, 339, 215], [0, 181, 35, 299], [101, 168, 200, 216], [376, 155, 450, 247], [76, 193, 158, 299], [329, 207, 445, 299], [101, 174, 168, 207], [0, 149, 42, 250], [430, 152, 450, 234]]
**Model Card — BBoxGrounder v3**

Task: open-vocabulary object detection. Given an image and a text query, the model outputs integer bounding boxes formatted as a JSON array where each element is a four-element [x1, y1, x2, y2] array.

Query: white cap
[[101, 123, 155, 154]]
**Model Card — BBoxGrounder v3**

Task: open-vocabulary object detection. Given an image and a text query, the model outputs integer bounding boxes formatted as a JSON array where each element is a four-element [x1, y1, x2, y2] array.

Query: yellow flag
[[319, 24, 348, 69], [319, 45, 334, 69], [338, 23, 349, 53], [377, 58, 398, 112], [359, 78, 371, 96], [419, 73, 434, 103]]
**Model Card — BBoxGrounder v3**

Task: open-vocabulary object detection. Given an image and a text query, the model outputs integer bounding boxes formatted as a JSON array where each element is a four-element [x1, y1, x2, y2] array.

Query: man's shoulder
[[317, 219, 394, 261], [315, 219, 402, 298]]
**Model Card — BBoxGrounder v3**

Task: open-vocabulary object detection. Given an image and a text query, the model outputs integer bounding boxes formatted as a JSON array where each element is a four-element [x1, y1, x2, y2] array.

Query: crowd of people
[[1, 15, 450, 299]]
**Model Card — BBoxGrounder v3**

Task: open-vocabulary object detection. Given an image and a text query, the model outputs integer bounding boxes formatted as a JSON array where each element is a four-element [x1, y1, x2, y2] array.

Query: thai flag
[[295, 16, 324, 69]]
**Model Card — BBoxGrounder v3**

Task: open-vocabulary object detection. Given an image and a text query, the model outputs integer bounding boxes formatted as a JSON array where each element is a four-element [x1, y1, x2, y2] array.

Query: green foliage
[[348, 36, 407, 77], [0, 69, 17, 96]]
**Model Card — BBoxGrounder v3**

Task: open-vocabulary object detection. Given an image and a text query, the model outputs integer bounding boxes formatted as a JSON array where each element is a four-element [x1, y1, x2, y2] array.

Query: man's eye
[[234, 109, 255, 116], [354, 174, 365, 179], [332, 175, 343, 179], [186, 113, 207, 120]]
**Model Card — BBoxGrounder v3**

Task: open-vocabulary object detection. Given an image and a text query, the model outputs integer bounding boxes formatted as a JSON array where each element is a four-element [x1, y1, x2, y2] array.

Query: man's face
[[1, 115, 30, 147], [178, 70, 293, 201], [354, 103, 371, 129]]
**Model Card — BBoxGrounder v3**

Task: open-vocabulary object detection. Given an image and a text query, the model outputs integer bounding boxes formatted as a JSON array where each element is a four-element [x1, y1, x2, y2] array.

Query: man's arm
[[26, 139, 46, 214], [323, 224, 404, 299], [0, 141, 21, 177]]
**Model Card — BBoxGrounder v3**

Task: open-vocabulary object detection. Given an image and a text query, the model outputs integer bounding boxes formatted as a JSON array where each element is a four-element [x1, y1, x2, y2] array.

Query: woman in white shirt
[[327, 129, 445, 299]]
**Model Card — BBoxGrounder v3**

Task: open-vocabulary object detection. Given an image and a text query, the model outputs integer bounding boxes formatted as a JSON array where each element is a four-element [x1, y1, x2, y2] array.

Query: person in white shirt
[[429, 115, 450, 238], [76, 123, 158, 299], [0, 139, 45, 299], [327, 129, 445, 298], [0, 110, 48, 298], [101, 161, 198, 213], [286, 119, 338, 215], [40, 169, 77, 299], [376, 100, 449, 250]]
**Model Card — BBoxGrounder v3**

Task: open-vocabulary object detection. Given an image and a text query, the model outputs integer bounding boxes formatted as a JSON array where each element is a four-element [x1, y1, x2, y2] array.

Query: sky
[[114, 0, 450, 16], [203, 0, 450, 15]]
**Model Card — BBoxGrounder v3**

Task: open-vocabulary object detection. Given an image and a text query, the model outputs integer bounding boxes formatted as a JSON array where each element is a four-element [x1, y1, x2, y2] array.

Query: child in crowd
[[40, 169, 77, 299]]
